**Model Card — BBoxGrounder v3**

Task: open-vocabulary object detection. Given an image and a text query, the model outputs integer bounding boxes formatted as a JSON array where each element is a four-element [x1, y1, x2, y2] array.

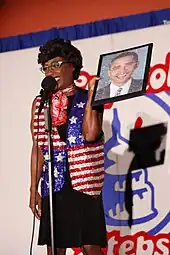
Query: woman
[[29, 38, 107, 255]]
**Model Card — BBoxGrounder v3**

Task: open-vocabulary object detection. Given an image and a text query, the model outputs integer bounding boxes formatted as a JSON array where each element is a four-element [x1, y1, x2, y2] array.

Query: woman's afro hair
[[38, 38, 83, 80]]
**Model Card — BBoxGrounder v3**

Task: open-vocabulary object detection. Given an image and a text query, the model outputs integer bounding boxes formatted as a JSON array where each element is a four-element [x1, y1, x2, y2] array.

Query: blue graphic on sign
[[103, 92, 170, 233], [103, 108, 157, 226]]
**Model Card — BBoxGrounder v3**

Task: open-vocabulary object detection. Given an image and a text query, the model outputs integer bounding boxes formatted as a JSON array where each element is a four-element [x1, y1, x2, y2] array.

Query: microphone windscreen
[[41, 76, 57, 91]]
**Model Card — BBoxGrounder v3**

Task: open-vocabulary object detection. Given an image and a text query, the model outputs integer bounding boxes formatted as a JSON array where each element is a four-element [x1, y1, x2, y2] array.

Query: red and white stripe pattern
[[33, 97, 66, 149], [68, 142, 104, 196]]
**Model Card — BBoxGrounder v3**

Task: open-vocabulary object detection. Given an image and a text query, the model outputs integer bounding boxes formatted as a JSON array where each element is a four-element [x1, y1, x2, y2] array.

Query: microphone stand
[[44, 96, 57, 255]]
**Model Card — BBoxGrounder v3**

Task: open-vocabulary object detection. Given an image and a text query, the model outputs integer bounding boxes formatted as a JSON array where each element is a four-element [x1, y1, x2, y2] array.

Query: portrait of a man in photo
[[95, 51, 143, 101]]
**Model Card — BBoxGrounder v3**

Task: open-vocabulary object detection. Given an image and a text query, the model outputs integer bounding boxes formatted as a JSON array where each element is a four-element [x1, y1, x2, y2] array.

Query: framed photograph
[[92, 43, 153, 106]]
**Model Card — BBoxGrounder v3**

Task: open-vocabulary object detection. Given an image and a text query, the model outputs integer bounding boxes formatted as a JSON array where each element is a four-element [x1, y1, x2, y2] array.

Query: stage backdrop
[[0, 24, 170, 255]]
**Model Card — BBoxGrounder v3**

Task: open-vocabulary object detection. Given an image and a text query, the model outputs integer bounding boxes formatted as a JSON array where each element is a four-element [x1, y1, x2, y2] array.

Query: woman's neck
[[60, 83, 76, 97]]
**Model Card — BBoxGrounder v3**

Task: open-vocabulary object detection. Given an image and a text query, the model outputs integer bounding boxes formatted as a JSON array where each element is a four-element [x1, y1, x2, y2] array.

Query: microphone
[[38, 76, 57, 114]]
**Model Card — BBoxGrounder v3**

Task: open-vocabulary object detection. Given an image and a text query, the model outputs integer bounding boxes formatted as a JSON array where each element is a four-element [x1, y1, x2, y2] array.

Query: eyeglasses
[[40, 61, 65, 74]]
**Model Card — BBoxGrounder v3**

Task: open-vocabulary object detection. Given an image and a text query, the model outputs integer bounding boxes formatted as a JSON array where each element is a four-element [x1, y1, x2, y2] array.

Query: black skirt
[[38, 186, 107, 248]]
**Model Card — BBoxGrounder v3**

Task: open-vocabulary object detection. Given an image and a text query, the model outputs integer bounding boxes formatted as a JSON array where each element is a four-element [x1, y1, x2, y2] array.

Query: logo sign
[[71, 54, 170, 255]]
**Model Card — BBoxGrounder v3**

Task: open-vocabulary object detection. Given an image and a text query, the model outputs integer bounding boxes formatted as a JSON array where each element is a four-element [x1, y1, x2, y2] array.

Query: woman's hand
[[29, 190, 42, 220], [87, 76, 100, 104]]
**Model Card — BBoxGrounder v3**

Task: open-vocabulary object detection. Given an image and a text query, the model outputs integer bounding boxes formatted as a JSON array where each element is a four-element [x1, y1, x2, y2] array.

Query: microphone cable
[[29, 103, 41, 255]]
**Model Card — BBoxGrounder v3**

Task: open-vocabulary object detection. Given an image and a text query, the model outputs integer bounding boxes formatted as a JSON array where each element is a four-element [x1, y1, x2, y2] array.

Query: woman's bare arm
[[30, 99, 44, 191], [82, 77, 103, 142], [29, 99, 44, 219]]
